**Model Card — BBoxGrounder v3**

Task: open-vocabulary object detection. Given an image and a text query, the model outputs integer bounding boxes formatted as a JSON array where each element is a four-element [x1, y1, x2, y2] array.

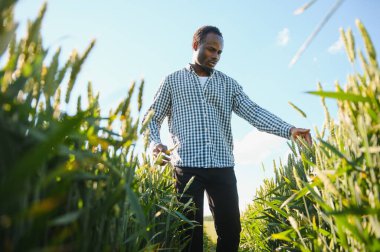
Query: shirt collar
[[186, 63, 216, 76]]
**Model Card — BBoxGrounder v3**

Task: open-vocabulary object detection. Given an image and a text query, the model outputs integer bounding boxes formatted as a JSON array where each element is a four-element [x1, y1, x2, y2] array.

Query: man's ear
[[192, 41, 198, 51]]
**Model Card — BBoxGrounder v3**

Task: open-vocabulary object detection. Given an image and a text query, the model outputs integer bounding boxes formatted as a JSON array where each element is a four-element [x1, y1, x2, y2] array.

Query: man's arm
[[232, 81, 313, 145], [232, 80, 294, 139], [142, 77, 172, 159]]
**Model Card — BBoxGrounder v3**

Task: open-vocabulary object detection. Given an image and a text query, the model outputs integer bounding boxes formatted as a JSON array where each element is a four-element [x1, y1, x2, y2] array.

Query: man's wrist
[[289, 127, 296, 135], [149, 141, 161, 153], [280, 124, 295, 140]]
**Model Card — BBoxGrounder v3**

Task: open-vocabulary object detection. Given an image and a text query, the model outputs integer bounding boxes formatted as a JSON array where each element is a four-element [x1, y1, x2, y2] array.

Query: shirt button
[[205, 128, 208, 131]]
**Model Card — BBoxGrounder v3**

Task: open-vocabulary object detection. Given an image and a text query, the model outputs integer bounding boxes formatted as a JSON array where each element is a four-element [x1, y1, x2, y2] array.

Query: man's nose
[[212, 53, 219, 61]]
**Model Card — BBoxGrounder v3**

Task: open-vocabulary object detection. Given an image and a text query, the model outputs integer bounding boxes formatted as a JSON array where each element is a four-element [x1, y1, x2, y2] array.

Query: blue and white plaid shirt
[[142, 63, 294, 168]]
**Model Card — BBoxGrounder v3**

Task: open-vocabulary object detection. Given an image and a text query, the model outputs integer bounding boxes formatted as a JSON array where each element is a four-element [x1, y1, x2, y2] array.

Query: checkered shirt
[[142, 63, 294, 168]]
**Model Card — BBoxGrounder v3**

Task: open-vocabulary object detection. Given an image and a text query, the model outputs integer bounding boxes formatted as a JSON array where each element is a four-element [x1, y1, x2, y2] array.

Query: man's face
[[193, 33, 223, 70]]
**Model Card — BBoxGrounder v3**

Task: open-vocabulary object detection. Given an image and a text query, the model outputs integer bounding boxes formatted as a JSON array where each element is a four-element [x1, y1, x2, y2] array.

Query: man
[[142, 25, 312, 252]]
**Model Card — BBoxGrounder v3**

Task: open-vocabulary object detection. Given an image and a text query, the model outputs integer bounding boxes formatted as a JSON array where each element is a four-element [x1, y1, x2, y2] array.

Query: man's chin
[[194, 62, 215, 73], [201, 64, 215, 71]]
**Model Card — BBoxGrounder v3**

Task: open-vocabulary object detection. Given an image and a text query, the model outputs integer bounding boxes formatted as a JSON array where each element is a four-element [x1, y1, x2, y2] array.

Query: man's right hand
[[152, 143, 171, 166]]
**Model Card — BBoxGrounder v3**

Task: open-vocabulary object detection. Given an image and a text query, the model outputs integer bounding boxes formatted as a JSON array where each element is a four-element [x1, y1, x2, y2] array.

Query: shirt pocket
[[172, 82, 200, 106], [206, 82, 228, 109]]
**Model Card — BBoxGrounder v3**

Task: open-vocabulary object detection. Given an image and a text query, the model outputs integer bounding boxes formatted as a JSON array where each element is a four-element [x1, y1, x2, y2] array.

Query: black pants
[[174, 166, 241, 252]]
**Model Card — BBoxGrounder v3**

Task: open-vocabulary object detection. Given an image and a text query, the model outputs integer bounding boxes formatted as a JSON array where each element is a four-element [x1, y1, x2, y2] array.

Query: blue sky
[[14, 0, 380, 215]]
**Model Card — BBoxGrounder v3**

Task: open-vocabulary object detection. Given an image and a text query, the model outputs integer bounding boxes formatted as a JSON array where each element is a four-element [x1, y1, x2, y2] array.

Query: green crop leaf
[[262, 200, 289, 219], [327, 207, 379, 216], [288, 101, 307, 118], [271, 229, 294, 242], [319, 138, 360, 170], [125, 184, 147, 229], [0, 22, 17, 58], [307, 90, 371, 103], [0, 112, 85, 201], [49, 211, 81, 226]]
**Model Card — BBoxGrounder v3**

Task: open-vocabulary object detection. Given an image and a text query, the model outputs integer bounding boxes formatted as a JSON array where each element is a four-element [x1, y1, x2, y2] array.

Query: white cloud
[[233, 130, 287, 166], [277, 28, 290, 46], [328, 38, 344, 54]]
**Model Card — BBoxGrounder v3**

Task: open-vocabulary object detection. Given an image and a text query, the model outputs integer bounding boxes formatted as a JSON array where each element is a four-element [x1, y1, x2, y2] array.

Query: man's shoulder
[[164, 68, 188, 80], [214, 69, 236, 82], [214, 69, 233, 80]]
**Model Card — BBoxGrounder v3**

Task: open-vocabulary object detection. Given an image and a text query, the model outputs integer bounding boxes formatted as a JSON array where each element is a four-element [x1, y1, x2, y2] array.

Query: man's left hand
[[290, 127, 312, 146]]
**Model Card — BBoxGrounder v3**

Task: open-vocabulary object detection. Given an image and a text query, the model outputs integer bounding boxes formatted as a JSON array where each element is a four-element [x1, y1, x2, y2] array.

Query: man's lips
[[208, 61, 217, 65]]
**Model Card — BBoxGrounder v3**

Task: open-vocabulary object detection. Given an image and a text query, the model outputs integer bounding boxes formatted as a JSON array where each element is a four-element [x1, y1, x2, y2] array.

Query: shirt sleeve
[[141, 76, 172, 146], [232, 80, 294, 139]]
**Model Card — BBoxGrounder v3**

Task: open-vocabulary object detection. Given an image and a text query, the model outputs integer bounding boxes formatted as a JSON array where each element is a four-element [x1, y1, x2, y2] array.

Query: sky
[[13, 0, 380, 215]]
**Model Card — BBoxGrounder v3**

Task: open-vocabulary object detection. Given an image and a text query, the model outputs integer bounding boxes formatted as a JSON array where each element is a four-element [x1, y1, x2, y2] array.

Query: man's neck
[[190, 63, 212, 77]]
